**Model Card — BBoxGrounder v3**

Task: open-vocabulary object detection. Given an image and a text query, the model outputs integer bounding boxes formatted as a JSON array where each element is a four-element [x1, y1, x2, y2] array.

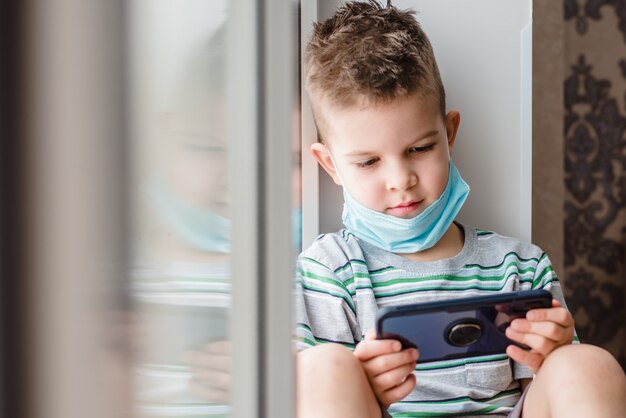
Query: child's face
[[311, 94, 460, 219], [163, 99, 229, 218]]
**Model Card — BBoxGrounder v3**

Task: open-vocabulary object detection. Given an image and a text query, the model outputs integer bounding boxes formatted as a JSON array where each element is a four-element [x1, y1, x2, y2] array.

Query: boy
[[295, 1, 626, 417]]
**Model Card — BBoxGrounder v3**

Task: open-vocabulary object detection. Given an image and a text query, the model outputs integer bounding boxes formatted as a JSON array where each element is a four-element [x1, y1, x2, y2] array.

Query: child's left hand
[[505, 299, 575, 373]]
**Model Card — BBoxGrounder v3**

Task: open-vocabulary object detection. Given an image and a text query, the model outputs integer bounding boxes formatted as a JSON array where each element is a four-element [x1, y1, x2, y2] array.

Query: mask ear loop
[[326, 148, 346, 186]]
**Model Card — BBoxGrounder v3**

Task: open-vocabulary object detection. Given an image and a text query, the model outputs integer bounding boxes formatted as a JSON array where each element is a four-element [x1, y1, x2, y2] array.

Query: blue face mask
[[147, 177, 231, 253], [292, 207, 302, 251], [336, 160, 470, 253]]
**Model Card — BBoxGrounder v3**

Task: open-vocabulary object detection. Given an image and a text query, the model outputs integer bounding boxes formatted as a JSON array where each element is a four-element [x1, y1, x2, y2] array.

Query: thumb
[[364, 328, 377, 340]]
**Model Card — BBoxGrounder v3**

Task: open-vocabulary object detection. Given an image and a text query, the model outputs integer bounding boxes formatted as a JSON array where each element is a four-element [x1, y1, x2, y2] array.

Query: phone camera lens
[[446, 321, 483, 347]]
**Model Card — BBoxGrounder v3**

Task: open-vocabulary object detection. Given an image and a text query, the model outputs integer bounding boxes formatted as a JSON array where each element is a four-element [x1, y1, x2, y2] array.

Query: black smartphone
[[376, 290, 552, 363]]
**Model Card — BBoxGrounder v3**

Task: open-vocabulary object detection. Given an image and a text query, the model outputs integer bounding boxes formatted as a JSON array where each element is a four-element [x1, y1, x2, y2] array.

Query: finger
[[188, 378, 230, 403], [202, 340, 232, 354], [364, 328, 377, 340], [526, 306, 573, 328], [506, 345, 543, 374], [191, 367, 231, 389], [505, 327, 557, 356], [186, 351, 232, 372], [379, 373, 416, 409], [354, 338, 402, 361], [370, 362, 417, 394], [509, 319, 572, 344], [362, 348, 419, 378]]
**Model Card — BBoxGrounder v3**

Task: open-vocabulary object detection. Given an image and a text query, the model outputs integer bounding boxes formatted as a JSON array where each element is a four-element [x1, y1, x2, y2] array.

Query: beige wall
[[533, 0, 626, 369], [532, 0, 565, 278]]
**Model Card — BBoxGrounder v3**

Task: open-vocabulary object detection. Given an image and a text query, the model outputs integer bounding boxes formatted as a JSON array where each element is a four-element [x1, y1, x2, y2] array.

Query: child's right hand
[[186, 340, 231, 404], [353, 329, 418, 408]]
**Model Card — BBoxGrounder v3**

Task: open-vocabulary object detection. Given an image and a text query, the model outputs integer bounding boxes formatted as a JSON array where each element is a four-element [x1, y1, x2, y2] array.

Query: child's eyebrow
[[344, 150, 377, 157], [343, 130, 440, 157], [412, 130, 439, 142]]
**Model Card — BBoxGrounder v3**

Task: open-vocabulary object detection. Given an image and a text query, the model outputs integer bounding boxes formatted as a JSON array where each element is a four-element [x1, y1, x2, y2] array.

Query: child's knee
[[297, 343, 381, 418], [297, 343, 359, 378], [539, 344, 623, 382], [297, 343, 367, 402]]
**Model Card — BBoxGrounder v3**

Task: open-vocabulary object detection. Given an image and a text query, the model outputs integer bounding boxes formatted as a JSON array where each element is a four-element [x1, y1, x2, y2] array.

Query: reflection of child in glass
[[295, 2, 626, 418], [136, 24, 233, 408], [155, 22, 303, 406]]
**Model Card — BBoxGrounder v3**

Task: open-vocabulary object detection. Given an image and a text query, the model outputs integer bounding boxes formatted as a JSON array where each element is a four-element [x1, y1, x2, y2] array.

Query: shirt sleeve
[[513, 252, 579, 380], [294, 255, 359, 352]]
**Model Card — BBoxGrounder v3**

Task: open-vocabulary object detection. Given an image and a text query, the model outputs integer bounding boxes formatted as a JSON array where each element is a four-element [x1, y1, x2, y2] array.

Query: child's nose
[[385, 163, 418, 191]]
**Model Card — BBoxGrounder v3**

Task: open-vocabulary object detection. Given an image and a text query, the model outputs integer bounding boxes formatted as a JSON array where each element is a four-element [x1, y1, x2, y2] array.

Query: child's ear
[[445, 110, 461, 153], [310, 142, 342, 186]]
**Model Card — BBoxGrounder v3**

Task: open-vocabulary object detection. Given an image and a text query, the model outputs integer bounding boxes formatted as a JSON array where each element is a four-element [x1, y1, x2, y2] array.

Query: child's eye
[[409, 144, 435, 154], [355, 158, 379, 168]]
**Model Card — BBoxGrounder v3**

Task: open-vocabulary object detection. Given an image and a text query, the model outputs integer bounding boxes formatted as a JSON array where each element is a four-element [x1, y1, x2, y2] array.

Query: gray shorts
[[506, 382, 530, 418], [380, 383, 530, 418]]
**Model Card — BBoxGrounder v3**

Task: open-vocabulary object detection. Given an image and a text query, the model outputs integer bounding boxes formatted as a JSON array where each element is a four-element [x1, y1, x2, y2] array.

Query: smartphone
[[376, 289, 552, 363]]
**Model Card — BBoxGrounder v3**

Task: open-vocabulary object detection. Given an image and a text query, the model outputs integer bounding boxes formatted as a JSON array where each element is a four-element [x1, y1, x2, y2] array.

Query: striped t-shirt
[[295, 224, 572, 417]]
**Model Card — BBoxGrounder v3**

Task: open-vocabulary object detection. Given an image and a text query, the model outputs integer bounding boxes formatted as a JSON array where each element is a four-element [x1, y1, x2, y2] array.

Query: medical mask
[[292, 207, 302, 251], [147, 177, 231, 253], [330, 155, 469, 253]]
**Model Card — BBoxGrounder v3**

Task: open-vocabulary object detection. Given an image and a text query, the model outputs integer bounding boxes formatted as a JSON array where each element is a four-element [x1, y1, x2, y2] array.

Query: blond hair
[[304, 0, 445, 141]]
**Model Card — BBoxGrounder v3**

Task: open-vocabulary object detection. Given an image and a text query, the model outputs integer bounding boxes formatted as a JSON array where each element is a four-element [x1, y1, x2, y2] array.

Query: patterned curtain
[[563, 0, 626, 370]]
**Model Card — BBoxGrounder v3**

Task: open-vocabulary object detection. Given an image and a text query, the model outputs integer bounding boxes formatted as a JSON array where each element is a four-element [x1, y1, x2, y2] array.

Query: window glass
[[128, 1, 232, 416]]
